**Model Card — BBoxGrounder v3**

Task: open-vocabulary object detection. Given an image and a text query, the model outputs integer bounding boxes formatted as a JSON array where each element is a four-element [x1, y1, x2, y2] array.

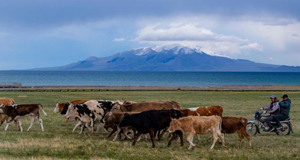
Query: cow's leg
[[122, 127, 132, 140], [14, 120, 20, 131], [237, 132, 244, 149], [207, 133, 212, 142], [86, 122, 93, 135], [197, 134, 201, 144], [112, 126, 122, 141], [63, 118, 69, 126], [79, 122, 90, 134], [4, 122, 10, 131], [149, 129, 155, 148], [108, 126, 117, 138], [158, 128, 167, 141], [210, 131, 218, 150], [38, 118, 44, 132], [168, 133, 178, 147], [72, 121, 81, 133], [132, 132, 142, 147], [154, 130, 158, 139], [187, 133, 196, 150], [18, 120, 23, 132], [177, 131, 184, 146], [219, 132, 226, 148], [207, 133, 223, 145], [241, 128, 252, 148], [27, 116, 35, 131]]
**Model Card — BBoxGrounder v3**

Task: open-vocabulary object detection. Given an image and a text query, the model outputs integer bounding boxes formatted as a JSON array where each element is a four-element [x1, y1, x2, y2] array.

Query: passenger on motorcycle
[[274, 94, 291, 131], [260, 95, 280, 131]]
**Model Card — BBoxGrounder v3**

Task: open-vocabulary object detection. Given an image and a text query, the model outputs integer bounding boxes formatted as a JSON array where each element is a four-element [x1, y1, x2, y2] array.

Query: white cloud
[[240, 43, 263, 51], [133, 24, 262, 56]]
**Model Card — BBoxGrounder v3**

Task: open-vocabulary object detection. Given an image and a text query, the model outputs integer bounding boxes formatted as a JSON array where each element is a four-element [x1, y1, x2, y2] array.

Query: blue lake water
[[0, 71, 299, 87]]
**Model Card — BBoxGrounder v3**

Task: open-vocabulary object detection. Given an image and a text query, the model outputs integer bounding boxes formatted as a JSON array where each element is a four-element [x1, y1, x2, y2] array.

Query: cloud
[[113, 37, 126, 41], [133, 24, 262, 55], [240, 43, 263, 51]]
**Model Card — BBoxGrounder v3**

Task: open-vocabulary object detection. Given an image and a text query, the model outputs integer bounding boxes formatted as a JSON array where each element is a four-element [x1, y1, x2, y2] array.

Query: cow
[[207, 117, 252, 149], [0, 98, 17, 128], [196, 106, 223, 117], [104, 111, 142, 141], [54, 99, 90, 126], [178, 108, 199, 117], [0, 104, 47, 132], [168, 116, 225, 150], [118, 109, 183, 148], [65, 100, 105, 134], [179, 106, 223, 117], [111, 101, 181, 113]]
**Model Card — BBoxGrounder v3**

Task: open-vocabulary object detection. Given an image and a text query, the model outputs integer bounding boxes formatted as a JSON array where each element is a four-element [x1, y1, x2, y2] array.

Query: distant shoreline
[[1, 85, 300, 91]]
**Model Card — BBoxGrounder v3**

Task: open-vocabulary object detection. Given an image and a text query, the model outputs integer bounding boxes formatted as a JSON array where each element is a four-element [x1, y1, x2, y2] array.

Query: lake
[[0, 71, 299, 87]]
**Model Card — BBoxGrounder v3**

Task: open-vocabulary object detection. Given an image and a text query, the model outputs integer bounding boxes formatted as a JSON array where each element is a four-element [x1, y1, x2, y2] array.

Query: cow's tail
[[39, 104, 48, 117], [217, 116, 222, 135]]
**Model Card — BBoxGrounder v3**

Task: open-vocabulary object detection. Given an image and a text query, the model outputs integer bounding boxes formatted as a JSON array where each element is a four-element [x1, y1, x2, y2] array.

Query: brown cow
[[196, 106, 223, 116], [179, 108, 199, 117], [0, 104, 47, 132], [207, 117, 252, 149], [111, 101, 181, 113], [53, 99, 90, 126], [179, 106, 223, 117], [0, 98, 18, 128], [168, 116, 225, 150]]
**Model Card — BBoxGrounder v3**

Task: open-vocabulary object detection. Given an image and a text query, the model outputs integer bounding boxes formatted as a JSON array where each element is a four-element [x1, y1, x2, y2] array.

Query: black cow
[[118, 109, 183, 148]]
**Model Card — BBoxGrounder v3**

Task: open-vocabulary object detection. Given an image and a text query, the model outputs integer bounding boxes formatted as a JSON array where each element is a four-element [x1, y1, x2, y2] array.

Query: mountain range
[[35, 44, 300, 72]]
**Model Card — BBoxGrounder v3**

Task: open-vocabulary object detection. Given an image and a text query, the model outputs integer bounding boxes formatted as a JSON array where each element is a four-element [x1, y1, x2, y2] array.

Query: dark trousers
[[274, 114, 289, 127], [264, 116, 274, 128]]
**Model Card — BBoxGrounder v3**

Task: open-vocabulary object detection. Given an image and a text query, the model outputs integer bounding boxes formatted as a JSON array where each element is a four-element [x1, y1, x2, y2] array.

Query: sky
[[1, 0, 300, 70]]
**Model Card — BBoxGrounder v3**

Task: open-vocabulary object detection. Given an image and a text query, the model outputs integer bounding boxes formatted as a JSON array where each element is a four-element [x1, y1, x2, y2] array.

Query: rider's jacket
[[263, 99, 280, 116], [280, 99, 291, 117]]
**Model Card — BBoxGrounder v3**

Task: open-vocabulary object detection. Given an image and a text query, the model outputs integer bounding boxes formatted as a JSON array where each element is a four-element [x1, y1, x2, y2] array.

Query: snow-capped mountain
[[34, 44, 300, 71]]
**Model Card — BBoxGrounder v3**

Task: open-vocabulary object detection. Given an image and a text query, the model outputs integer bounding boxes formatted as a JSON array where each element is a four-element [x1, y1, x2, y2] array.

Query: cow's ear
[[170, 117, 173, 120]]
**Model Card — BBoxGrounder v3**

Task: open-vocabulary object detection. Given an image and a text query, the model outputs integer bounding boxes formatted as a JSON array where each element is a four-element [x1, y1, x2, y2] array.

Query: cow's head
[[103, 112, 114, 129], [53, 102, 61, 113], [171, 109, 182, 119], [110, 102, 122, 112], [168, 119, 181, 133]]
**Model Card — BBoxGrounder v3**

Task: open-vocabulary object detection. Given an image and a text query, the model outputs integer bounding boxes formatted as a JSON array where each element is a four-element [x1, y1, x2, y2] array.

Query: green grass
[[0, 91, 299, 160]]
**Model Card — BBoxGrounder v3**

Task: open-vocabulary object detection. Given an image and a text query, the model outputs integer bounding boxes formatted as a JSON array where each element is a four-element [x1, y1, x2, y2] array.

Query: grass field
[[0, 91, 299, 160]]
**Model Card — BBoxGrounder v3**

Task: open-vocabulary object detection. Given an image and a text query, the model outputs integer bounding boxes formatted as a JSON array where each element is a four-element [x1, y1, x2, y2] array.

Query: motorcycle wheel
[[276, 122, 291, 135], [247, 122, 257, 136]]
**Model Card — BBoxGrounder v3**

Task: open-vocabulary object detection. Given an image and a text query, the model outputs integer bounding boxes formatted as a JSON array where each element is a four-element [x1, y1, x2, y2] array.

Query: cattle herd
[[0, 97, 252, 150]]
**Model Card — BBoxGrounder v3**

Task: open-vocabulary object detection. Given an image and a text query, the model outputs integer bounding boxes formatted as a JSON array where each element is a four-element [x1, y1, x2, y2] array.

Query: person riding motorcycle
[[260, 95, 280, 131], [274, 94, 291, 131]]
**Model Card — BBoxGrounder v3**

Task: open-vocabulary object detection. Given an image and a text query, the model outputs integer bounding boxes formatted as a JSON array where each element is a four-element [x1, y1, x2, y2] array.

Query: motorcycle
[[247, 108, 293, 135]]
